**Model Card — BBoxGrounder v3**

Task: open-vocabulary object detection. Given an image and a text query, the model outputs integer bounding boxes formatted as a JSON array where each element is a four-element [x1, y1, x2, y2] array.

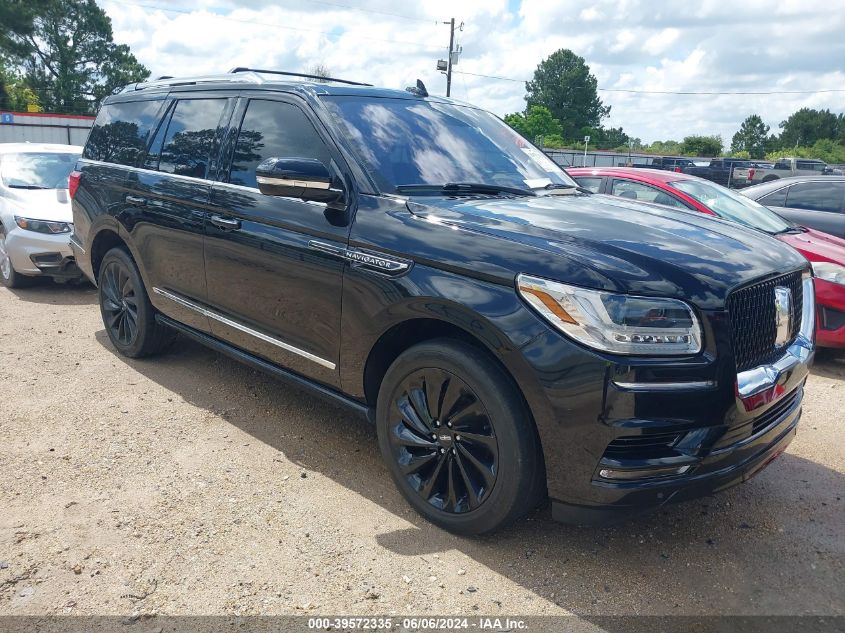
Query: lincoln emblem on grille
[[773, 286, 792, 348]]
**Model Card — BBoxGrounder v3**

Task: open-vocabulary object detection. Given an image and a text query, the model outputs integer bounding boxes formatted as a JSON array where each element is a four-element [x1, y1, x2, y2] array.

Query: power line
[[97, 0, 439, 50], [452, 70, 845, 95], [291, 0, 435, 24]]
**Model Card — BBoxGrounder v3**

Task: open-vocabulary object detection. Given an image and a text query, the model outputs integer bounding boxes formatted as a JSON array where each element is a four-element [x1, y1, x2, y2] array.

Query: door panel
[[127, 96, 232, 332], [204, 97, 350, 386]]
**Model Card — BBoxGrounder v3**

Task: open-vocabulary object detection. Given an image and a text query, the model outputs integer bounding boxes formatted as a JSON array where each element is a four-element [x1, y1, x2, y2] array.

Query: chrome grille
[[726, 271, 803, 372]]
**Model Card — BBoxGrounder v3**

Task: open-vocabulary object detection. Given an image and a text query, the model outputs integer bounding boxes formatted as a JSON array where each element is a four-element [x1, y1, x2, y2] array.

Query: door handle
[[125, 194, 147, 206], [210, 215, 242, 231]]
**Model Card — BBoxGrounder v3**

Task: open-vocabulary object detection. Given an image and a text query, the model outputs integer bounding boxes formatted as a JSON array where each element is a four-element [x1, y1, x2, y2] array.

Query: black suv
[[70, 69, 815, 534]]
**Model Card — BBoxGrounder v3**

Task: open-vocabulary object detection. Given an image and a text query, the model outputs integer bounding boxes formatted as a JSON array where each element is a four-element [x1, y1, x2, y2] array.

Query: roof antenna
[[405, 79, 428, 98]]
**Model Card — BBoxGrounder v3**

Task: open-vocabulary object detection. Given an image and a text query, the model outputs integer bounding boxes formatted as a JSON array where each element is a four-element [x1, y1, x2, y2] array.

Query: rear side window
[[785, 182, 845, 213], [758, 187, 787, 207], [158, 99, 228, 179], [610, 179, 689, 209], [228, 100, 332, 188], [573, 176, 602, 193], [83, 100, 164, 166]]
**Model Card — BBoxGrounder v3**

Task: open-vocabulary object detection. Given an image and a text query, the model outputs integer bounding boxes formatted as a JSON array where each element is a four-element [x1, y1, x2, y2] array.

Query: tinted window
[[758, 187, 787, 207], [143, 101, 175, 171], [573, 176, 602, 193], [774, 161, 790, 170], [83, 100, 164, 166], [159, 99, 227, 179], [796, 161, 825, 172], [229, 100, 332, 188], [785, 182, 845, 213], [610, 179, 688, 209]]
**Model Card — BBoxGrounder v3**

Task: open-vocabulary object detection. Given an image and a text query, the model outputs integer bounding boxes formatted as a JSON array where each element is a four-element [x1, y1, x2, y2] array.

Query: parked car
[[71, 69, 813, 534], [0, 143, 83, 287], [630, 156, 696, 172], [736, 157, 831, 186], [682, 158, 752, 188], [568, 167, 845, 348], [741, 176, 845, 239]]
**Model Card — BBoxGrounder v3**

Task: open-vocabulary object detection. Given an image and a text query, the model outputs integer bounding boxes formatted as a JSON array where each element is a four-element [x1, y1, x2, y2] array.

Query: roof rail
[[229, 67, 372, 87]]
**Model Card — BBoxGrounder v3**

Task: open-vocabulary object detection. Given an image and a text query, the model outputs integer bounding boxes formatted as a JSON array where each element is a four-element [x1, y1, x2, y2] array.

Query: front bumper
[[5, 226, 79, 278], [519, 277, 815, 525], [815, 278, 845, 349]]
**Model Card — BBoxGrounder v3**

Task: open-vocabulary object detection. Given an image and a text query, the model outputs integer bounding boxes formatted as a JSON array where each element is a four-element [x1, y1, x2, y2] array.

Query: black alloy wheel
[[387, 368, 498, 514], [100, 259, 139, 346], [97, 247, 173, 358], [377, 339, 544, 535]]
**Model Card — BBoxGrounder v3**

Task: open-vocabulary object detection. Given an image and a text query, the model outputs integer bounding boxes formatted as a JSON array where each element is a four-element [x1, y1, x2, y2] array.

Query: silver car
[[0, 143, 83, 287]]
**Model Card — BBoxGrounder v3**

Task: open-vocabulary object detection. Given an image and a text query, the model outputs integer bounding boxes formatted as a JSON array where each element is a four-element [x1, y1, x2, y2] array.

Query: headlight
[[14, 216, 71, 234], [517, 274, 702, 355], [811, 261, 845, 285]]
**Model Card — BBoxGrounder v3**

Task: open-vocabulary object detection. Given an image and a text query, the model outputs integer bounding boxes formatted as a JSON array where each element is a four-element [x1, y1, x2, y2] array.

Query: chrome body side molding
[[152, 287, 336, 370]]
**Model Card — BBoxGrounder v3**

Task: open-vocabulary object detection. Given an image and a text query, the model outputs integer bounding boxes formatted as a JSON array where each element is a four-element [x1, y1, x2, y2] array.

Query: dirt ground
[[0, 281, 843, 620]]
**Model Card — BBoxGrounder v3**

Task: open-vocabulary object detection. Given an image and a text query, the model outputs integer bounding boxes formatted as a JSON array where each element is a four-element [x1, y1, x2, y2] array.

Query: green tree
[[504, 105, 563, 145], [0, 0, 149, 114], [779, 108, 839, 148], [524, 49, 609, 140], [644, 139, 682, 155], [681, 135, 723, 157], [730, 115, 770, 159]]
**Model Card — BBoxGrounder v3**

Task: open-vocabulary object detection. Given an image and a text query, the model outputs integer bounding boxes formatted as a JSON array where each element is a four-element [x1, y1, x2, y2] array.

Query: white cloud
[[100, 0, 845, 143]]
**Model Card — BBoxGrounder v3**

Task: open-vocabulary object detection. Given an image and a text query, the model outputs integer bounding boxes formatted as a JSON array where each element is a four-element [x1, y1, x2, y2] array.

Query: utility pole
[[438, 18, 462, 97], [446, 18, 455, 97]]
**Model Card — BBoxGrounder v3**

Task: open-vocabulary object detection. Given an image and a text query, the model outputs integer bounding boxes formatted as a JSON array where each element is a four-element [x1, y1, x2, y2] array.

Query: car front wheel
[[0, 229, 35, 289], [376, 339, 544, 535]]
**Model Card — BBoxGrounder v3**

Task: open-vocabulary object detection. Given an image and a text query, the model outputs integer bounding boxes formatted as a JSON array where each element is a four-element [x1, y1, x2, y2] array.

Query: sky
[[99, 0, 845, 144]]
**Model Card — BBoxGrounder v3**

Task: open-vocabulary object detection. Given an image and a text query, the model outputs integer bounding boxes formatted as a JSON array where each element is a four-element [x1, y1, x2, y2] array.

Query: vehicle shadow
[[94, 332, 845, 618], [3, 280, 96, 306], [811, 350, 845, 380]]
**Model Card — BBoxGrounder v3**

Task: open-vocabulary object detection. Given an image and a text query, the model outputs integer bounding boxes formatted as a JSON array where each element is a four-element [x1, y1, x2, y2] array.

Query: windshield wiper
[[396, 182, 536, 197], [539, 183, 593, 195], [7, 184, 48, 190]]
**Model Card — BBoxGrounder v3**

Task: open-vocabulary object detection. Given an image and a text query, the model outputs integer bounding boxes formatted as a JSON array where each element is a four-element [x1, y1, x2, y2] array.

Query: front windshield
[[0, 152, 80, 189], [669, 179, 792, 234], [322, 96, 577, 193]]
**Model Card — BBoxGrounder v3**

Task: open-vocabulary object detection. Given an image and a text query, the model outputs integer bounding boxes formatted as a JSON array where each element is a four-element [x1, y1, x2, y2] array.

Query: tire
[[376, 339, 544, 535], [0, 228, 36, 289], [97, 247, 173, 358]]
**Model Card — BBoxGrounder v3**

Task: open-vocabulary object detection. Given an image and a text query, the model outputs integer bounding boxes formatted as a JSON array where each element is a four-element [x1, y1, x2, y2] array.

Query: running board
[[155, 314, 375, 424]]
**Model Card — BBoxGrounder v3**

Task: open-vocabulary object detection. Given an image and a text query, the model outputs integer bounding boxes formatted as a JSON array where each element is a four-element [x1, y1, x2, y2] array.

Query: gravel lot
[[0, 281, 843, 620]]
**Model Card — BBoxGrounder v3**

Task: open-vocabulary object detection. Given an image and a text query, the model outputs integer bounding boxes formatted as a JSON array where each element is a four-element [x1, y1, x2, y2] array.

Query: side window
[[143, 101, 175, 171], [774, 160, 790, 170], [228, 100, 332, 188], [83, 100, 164, 166], [610, 179, 689, 209], [758, 187, 788, 207], [785, 182, 845, 213], [573, 176, 602, 193], [159, 99, 227, 179]]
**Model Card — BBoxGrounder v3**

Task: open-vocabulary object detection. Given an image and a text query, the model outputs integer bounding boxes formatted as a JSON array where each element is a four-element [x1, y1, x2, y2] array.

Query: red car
[[568, 167, 845, 348]]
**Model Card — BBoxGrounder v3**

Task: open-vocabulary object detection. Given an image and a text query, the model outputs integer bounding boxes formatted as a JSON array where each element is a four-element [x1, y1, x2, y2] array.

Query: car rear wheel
[[0, 229, 35, 289], [98, 247, 173, 358], [376, 339, 544, 535]]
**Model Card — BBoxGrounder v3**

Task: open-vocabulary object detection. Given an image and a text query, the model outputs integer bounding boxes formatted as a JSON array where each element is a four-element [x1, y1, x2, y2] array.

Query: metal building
[[0, 111, 94, 146]]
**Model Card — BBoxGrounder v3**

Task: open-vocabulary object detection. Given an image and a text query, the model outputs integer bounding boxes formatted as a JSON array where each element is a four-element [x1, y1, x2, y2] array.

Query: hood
[[406, 192, 808, 310], [778, 227, 845, 265], [3, 188, 73, 223]]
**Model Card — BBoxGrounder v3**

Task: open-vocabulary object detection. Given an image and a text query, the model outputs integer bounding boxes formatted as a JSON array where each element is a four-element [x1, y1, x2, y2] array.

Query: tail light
[[68, 170, 81, 199], [674, 166, 681, 172], [747, 168, 755, 183]]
